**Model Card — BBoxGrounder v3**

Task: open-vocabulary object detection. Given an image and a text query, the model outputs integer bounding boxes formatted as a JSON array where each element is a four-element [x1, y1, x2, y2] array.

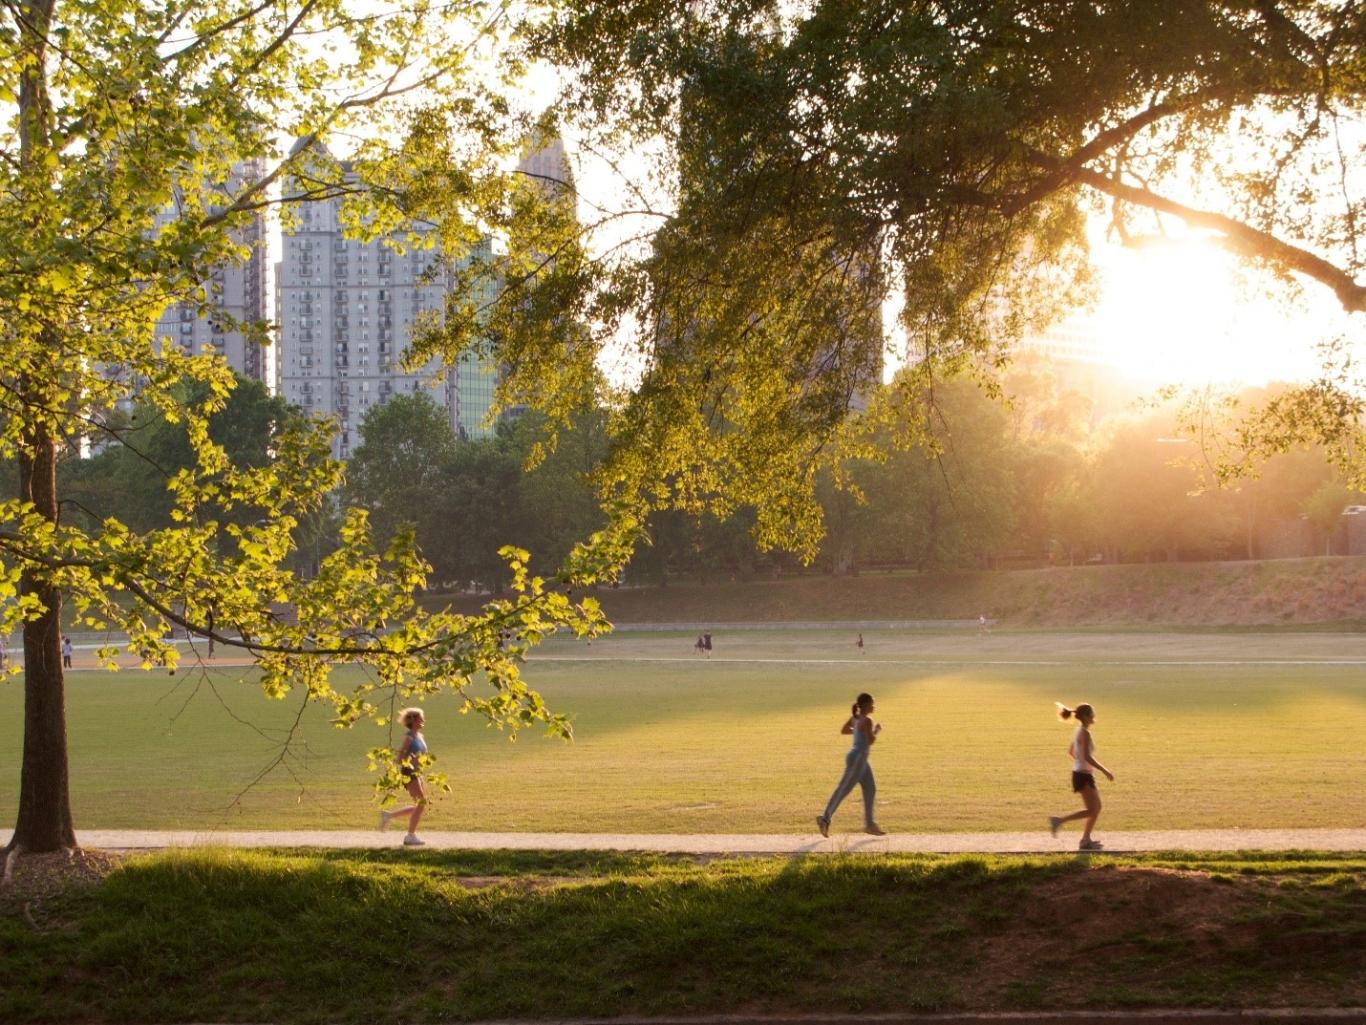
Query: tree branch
[[1057, 161, 1366, 313], [1000, 92, 1226, 216]]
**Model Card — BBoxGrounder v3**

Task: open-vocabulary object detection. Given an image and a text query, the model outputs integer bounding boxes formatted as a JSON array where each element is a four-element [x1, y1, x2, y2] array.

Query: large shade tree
[[0, 0, 624, 856], [440, 0, 1366, 569]]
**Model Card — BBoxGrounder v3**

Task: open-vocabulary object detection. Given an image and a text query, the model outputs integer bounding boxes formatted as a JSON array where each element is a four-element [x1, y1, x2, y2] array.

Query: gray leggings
[[823, 748, 875, 826]]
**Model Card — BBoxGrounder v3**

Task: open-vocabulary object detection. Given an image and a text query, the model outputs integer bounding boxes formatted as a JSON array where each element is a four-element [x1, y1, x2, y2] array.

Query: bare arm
[[840, 717, 854, 735], [1083, 733, 1113, 781]]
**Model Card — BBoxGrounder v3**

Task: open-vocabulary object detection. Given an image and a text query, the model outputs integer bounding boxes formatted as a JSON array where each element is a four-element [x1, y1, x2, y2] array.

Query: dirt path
[[19, 827, 1365, 853]]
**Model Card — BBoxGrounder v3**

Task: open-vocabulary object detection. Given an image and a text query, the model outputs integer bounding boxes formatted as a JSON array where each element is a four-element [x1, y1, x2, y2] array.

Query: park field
[[1, 629, 1363, 833]]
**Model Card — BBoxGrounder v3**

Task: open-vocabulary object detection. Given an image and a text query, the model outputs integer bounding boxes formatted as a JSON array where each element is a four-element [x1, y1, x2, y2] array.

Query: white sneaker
[[378, 811, 391, 832], [403, 834, 425, 846]]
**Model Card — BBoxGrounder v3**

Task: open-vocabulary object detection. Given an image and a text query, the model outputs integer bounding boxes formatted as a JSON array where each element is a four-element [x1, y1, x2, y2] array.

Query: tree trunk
[[9, 425, 76, 853], [7, 0, 75, 855]]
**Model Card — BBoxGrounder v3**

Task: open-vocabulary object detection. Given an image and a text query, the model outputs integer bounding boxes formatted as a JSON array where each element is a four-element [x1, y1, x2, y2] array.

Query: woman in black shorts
[[1048, 702, 1114, 851]]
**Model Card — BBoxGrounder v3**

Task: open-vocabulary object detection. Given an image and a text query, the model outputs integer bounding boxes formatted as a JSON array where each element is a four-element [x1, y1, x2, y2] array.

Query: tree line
[[72, 365, 1356, 597]]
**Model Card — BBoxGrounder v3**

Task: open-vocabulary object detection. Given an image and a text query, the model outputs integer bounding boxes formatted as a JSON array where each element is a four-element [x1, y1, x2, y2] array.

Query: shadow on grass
[[2, 849, 1362, 1024]]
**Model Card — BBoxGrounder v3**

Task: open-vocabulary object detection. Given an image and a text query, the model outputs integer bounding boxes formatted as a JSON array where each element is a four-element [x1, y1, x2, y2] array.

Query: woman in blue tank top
[[378, 707, 430, 846], [816, 692, 885, 837]]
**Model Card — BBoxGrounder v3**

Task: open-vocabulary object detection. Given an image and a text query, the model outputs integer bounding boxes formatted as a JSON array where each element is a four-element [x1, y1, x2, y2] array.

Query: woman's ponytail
[[1056, 702, 1074, 720]]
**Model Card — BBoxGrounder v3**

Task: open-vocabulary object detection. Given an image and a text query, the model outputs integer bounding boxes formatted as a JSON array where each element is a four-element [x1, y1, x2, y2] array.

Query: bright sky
[[559, 129, 1363, 392], [1067, 229, 1362, 389], [507, 58, 1366, 395]]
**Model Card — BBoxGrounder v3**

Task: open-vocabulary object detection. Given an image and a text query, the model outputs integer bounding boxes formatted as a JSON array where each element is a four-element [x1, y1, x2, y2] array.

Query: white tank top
[[1071, 725, 1092, 772]]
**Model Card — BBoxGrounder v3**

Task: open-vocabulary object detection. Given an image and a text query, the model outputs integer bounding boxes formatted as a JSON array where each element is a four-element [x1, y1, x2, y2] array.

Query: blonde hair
[[1056, 702, 1093, 721], [400, 707, 425, 729]]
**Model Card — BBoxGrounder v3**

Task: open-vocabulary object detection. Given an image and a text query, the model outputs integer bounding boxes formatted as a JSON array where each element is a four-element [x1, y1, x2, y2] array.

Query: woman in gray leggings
[[816, 692, 886, 837]]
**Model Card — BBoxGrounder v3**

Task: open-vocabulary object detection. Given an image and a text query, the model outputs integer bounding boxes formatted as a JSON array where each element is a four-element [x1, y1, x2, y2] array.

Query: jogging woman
[[1048, 702, 1114, 851], [816, 692, 885, 837], [379, 707, 430, 846]]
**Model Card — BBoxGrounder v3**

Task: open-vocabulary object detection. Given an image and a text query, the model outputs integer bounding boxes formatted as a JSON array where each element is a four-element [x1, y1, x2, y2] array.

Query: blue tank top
[[850, 714, 870, 753], [405, 730, 428, 762]]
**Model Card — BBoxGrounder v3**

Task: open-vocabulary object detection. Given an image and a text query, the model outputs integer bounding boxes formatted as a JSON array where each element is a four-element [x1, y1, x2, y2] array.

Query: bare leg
[[405, 777, 427, 834], [1054, 787, 1102, 837], [1078, 786, 1101, 842]]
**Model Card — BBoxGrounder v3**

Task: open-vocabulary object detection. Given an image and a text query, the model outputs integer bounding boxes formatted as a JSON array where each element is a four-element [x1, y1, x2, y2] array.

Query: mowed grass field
[[1, 629, 1363, 833]]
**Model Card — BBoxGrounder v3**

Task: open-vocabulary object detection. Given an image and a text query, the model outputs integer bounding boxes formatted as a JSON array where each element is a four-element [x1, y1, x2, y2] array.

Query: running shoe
[[1078, 838, 1104, 851], [1048, 816, 1062, 838], [865, 824, 887, 836], [816, 816, 830, 838], [403, 834, 426, 846]]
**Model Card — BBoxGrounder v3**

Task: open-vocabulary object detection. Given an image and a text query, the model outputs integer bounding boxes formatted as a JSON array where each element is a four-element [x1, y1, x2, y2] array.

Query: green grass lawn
[[2, 629, 1364, 832], [2, 848, 1362, 1022]]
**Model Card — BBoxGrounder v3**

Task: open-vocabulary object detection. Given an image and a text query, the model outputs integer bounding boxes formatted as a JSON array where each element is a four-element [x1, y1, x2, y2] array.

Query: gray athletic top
[[850, 714, 871, 753]]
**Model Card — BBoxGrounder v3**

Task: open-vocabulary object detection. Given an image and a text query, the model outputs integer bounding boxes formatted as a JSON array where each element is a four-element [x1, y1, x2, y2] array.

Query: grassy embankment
[[3, 631, 1364, 832], [1, 848, 1362, 1022], [431, 555, 1366, 628]]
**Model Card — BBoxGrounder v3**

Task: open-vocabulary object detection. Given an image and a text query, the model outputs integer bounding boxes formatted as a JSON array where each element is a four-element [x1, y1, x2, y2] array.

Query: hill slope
[[536, 556, 1366, 627]]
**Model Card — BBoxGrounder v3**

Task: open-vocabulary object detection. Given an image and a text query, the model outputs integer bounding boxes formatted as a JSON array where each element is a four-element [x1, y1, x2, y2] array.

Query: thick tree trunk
[[9, 428, 76, 853], [5, 0, 74, 856]]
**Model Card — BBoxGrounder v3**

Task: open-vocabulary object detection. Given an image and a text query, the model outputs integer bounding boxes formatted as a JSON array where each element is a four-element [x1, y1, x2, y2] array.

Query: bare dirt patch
[[0, 846, 121, 904], [968, 865, 1366, 1008]]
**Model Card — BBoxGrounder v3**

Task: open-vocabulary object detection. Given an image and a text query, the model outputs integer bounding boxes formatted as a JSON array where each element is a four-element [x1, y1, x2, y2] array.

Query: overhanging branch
[[1062, 162, 1366, 313]]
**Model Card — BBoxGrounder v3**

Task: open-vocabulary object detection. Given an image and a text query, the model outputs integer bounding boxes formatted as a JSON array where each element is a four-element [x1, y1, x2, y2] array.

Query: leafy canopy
[[0, 0, 628, 810], [435, 0, 1366, 562]]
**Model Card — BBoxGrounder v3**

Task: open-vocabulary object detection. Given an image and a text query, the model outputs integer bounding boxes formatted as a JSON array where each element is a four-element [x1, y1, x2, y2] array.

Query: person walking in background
[[816, 692, 885, 837], [694, 634, 706, 656], [856, 632, 865, 654], [61, 635, 73, 668], [702, 632, 712, 658], [379, 707, 431, 846], [1048, 702, 1114, 851]]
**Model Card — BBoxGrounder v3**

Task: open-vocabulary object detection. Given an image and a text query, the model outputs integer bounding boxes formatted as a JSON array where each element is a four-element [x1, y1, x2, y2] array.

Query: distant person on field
[[856, 632, 864, 654], [702, 632, 712, 658], [1048, 702, 1114, 851], [379, 707, 431, 847], [978, 614, 989, 634], [694, 634, 706, 656], [61, 635, 73, 668], [816, 692, 886, 838]]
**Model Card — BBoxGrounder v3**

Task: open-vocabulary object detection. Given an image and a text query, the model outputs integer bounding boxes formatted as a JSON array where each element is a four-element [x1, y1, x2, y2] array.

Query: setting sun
[[1083, 234, 1348, 388]]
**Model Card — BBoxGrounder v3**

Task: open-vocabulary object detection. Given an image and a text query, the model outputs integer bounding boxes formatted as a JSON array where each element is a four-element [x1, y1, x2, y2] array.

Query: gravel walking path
[[18, 827, 1364, 853]]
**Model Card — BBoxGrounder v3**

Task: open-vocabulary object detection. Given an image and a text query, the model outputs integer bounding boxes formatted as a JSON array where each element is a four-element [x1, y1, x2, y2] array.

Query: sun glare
[[1087, 235, 1335, 388]]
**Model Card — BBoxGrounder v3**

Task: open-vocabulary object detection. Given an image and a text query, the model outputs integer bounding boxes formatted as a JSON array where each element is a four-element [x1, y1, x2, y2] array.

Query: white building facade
[[275, 169, 502, 457], [153, 159, 271, 384], [276, 134, 580, 458]]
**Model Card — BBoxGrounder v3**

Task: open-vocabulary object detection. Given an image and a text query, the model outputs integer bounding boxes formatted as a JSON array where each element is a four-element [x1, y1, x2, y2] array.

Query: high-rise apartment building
[[277, 135, 575, 457], [154, 159, 271, 384], [449, 237, 504, 442], [275, 145, 508, 457]]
